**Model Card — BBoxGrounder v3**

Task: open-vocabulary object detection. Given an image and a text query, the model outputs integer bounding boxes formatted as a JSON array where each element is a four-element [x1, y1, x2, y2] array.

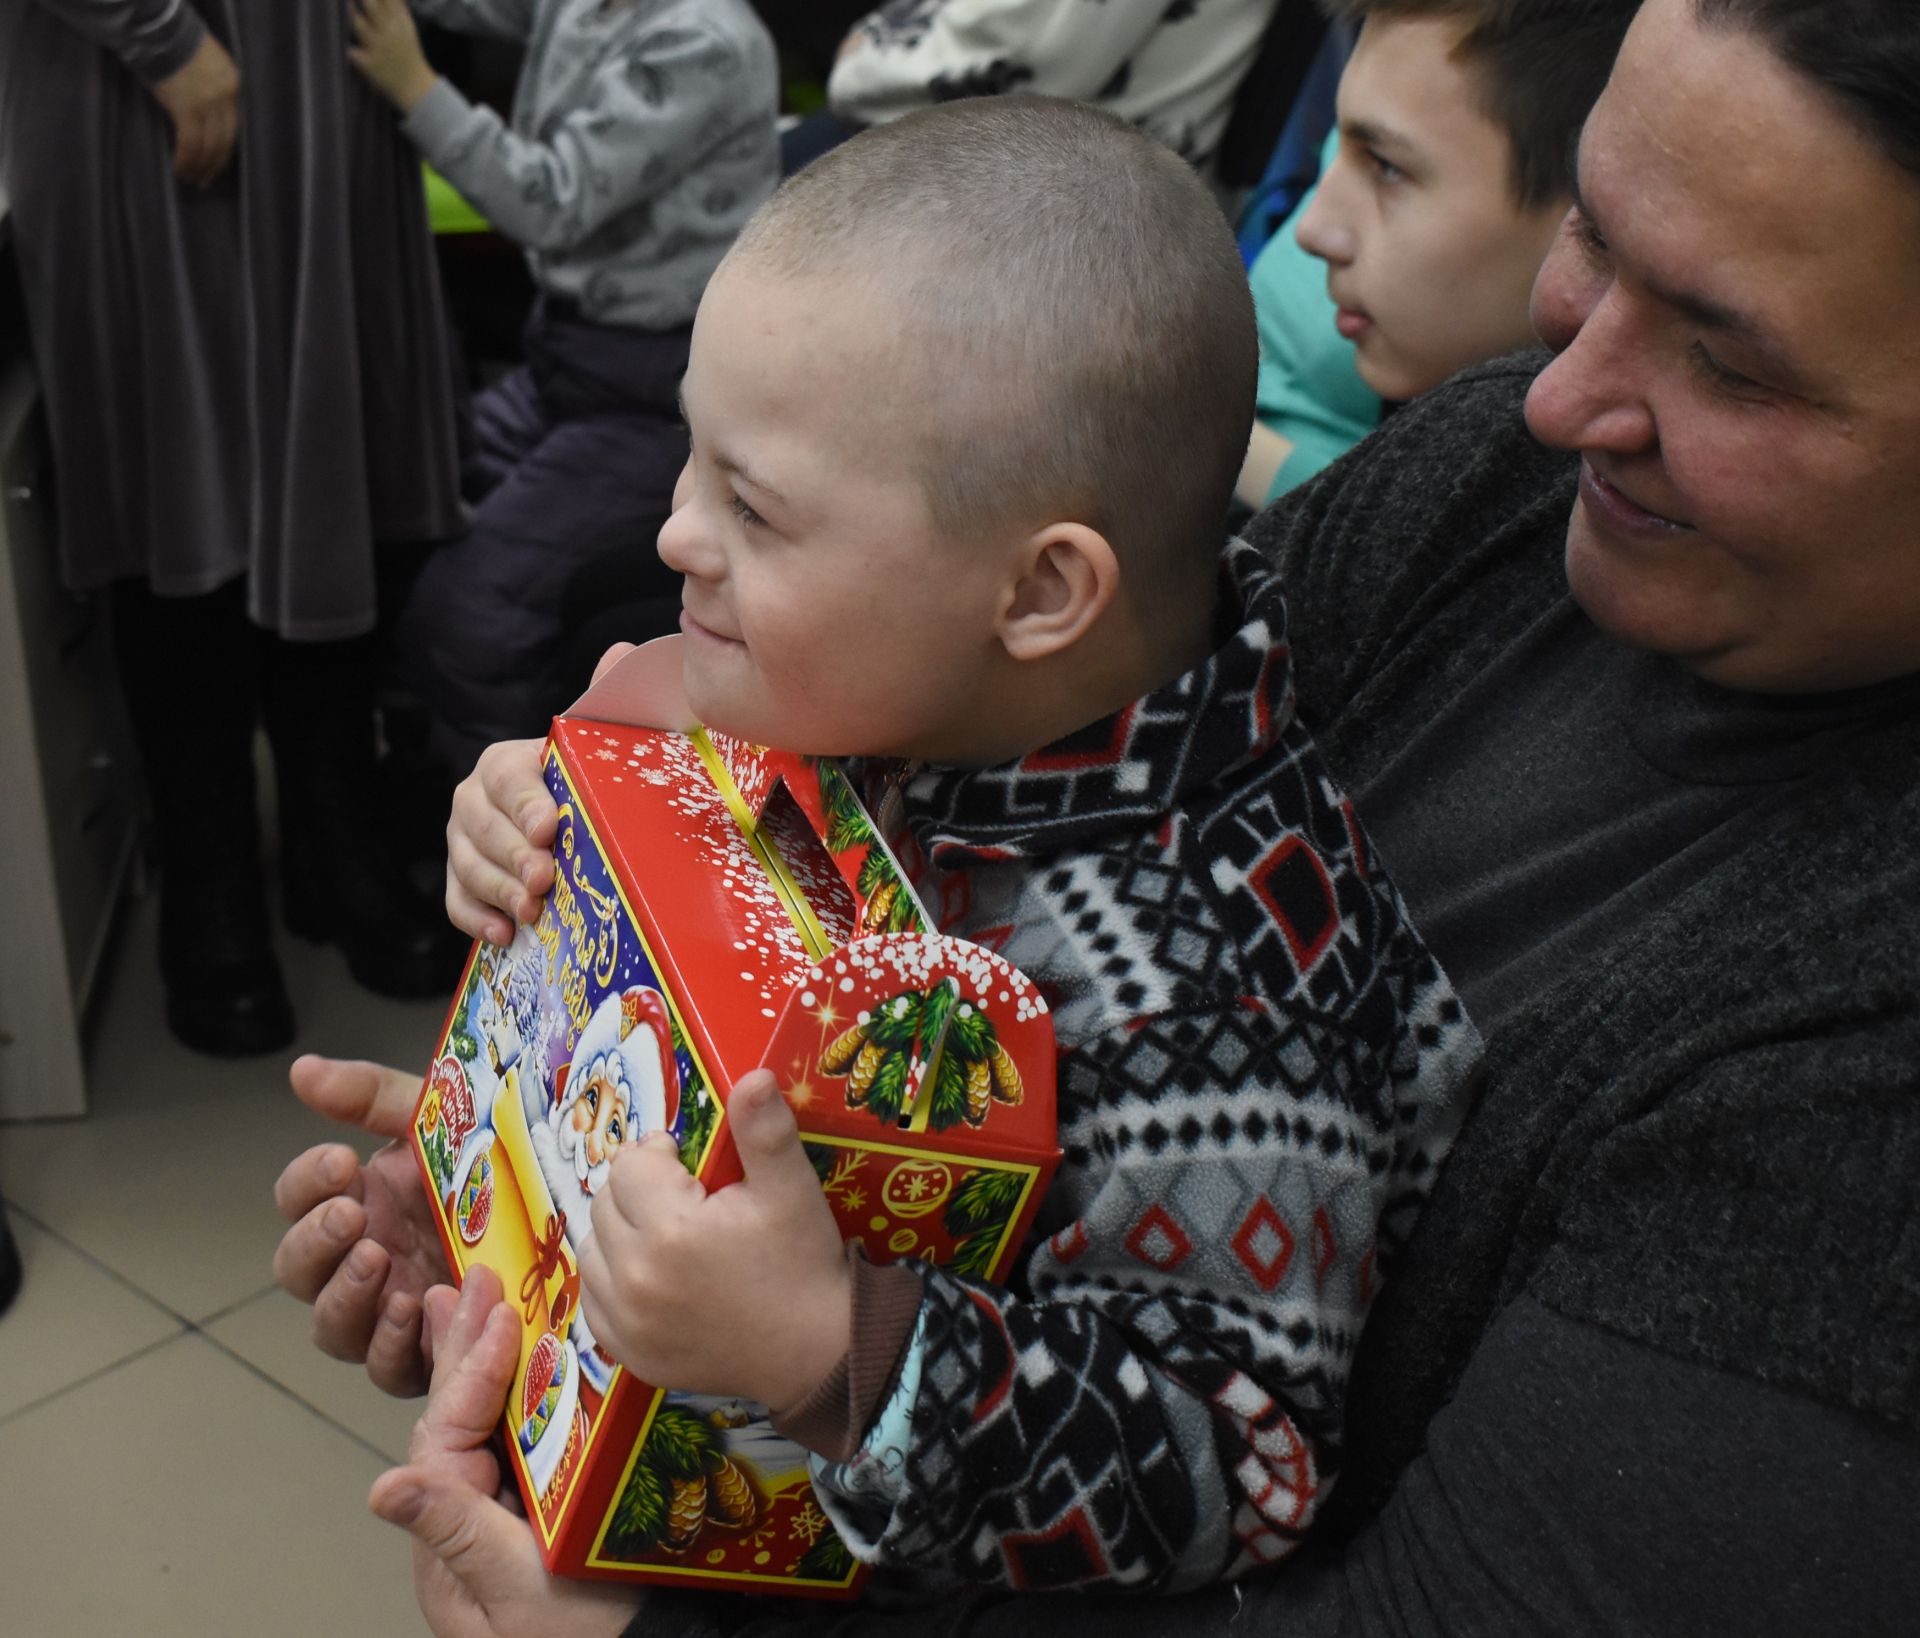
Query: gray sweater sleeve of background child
[[400, 19, 744, 253]]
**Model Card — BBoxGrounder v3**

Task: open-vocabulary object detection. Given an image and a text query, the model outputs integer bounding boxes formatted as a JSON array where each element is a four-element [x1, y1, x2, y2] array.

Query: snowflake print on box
[[409, 637, 1059, 1598]]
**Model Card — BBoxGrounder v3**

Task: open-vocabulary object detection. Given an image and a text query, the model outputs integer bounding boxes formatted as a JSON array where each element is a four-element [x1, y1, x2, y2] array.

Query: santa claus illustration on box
[[525, 984, 681, 1390]]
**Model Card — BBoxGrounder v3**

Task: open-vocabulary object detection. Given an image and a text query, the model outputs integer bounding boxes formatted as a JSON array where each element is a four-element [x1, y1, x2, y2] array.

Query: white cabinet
[[0, 360, 141, 1119]]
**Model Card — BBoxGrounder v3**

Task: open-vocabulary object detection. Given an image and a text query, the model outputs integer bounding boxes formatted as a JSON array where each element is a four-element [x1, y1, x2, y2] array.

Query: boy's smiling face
[[658, 258, 1016, 762], [1294, 14, 1565, 400]]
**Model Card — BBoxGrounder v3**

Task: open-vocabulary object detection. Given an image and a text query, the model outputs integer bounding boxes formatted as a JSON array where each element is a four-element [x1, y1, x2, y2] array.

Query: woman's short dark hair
[[1695, 0, 1920, 184], [1322, 0, 1642, 209]]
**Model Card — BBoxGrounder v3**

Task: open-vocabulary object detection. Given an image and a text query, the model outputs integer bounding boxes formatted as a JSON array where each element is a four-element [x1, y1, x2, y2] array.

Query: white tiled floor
[[0, 891, 450, 1637]]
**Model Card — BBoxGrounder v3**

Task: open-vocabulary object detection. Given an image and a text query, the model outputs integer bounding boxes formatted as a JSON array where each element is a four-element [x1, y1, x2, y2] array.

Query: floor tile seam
[[0, 1327, 187, 1428], [1, 1198, 202, 1323], [195, 1327, 406, 1467], [195, 1280, 286, 1330]]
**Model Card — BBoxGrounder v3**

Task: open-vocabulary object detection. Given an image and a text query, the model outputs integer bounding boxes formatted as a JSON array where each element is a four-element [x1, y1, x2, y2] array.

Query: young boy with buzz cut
[[446, 94, 1479, 1594], [1239, 0, 1638, 505]]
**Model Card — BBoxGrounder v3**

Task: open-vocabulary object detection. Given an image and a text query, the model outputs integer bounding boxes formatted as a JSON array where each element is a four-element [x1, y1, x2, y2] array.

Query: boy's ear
[[996, 522, 1121, 663]]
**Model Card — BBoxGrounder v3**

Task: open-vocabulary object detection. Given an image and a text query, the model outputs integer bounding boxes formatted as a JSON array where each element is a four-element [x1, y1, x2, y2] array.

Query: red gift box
[[411, 641, 1059, 1595]]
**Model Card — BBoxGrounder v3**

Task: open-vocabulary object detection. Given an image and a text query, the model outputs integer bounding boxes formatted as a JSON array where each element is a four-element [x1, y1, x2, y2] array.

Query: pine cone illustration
[[988, 1043, 1024, 1106], [704, 1456, 760, 1531], [965, 1057, 992, 1125], [663, 1476, 708, 1552], [845, 1040, 887, 1107], [860, 880, 901, 934], [820, 1022, 868, 1075]]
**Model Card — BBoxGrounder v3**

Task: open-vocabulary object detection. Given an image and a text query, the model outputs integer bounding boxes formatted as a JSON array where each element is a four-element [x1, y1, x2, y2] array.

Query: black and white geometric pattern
[[835, 541, 1480, 1591]]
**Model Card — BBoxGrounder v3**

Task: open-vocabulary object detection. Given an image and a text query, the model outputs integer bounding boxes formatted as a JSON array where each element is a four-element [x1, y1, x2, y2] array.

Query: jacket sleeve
[[803, 996, 1465, 1593], [26, 0, 205, 83], [406, 0, 538, 44], [827, 0, 1164, 123], [399, 20, 754, 252]]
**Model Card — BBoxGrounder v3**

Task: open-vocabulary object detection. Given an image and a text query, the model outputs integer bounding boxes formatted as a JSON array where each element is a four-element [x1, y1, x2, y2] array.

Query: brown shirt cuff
[[770, 1243, 924, 1463]]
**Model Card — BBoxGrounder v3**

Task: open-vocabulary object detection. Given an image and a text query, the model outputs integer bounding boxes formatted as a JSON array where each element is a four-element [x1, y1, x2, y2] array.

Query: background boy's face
[[1294, 15, 1565, 400], [657, 259, 1012, 760]]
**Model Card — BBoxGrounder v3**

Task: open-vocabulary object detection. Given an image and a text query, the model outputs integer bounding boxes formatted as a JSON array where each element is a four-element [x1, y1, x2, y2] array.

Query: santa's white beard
[[554, 1110, 611, 1201], [536, 1109, 602, 1250]]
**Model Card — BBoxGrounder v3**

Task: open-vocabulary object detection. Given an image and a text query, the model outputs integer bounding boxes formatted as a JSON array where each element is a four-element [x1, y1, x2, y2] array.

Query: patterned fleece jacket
[[830, 0, 1278, 168], [793, 540, 1480, 1593]]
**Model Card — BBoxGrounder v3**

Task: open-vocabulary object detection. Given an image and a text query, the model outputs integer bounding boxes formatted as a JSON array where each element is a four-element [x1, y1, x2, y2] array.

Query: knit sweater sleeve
[[797, 989, 1469, 1595], [26, 0, 206, 83], [400, 19, 752, 253]]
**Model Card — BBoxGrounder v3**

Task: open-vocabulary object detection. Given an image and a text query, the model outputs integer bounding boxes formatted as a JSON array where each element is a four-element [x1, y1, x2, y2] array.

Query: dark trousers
[[402, 304, 692, 773], [110, 575, 388, 915]]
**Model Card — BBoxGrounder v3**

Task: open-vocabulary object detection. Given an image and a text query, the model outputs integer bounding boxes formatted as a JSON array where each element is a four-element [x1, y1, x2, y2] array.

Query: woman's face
[[1524, 0, 1920, 693]]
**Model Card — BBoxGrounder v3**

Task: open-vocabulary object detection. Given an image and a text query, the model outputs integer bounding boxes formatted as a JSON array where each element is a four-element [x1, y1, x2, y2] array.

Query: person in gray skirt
[[0, 0, 469, 1054]]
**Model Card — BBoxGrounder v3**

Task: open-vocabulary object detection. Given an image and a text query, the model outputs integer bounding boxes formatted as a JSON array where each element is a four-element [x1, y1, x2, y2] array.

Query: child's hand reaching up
[[579, 1070, 852, 1417], [349, 0, 440, 114], [445, 738, 557, 944], [445, 645, 641, 944]]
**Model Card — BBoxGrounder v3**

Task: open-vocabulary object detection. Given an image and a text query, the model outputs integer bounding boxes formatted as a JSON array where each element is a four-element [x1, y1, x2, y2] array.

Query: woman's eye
[[1689, 341, 1768, 400], [729, 493, 765, 528], [1570, 208, 1610, 265]]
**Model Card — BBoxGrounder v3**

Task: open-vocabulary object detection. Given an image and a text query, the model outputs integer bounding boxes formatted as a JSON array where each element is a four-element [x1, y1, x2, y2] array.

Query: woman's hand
[[273, 1055, 452, 1396], [150, 31, 240, 186]]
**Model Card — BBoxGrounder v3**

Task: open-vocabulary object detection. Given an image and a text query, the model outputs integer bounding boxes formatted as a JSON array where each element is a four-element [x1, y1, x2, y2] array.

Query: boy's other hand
[[446, 738, 556, 944], [349, 0, 440, 115], [370, 1268, 637, 1638], [580, 1070, 852, 1417], [274, 1055, 450, 1396], [150, 32, 240, 186]]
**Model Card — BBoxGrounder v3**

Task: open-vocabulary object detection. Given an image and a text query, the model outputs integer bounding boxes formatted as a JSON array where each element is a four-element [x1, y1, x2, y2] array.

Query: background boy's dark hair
[[1322, 0, 1643, 208], [730, 96, 1256, 611], [1696, 0, 1920, 185]]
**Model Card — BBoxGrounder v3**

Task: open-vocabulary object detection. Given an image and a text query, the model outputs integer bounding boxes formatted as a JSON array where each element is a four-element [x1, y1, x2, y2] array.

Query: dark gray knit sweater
[[629, 356, 1920, 1636]]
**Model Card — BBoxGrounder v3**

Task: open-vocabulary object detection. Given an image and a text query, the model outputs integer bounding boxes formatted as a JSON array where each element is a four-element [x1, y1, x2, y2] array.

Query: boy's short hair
[[1324, 0, 1642, 209], [728, 97, 1255, 608]]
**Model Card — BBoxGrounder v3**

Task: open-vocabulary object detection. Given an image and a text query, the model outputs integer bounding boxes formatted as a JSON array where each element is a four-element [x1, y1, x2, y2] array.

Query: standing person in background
[[0, 0, 468, 1057], [346, 0, 780, 777], [822, 0, 1280, 171]]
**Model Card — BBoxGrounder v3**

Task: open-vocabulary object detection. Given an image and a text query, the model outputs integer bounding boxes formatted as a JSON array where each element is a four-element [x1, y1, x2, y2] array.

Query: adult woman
[[0, 0, 465, 1053], [277, 0, 1920, 1628]]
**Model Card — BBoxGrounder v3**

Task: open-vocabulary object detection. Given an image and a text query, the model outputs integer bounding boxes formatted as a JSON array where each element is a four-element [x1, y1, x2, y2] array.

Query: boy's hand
[[446, 739, 557, 943], [150, 32, 240, 186], [369, 1268, 637, 1638], [445, 647, 636, 943], [580, 1070, 851, 1416], [349, 0, 440, 115]]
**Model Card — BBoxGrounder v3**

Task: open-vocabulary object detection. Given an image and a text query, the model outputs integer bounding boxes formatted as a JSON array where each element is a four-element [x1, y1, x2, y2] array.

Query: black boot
[[264, 631, 467, 999], [0, 1202, 21, 1317], [112, 581, 296, 1056]]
